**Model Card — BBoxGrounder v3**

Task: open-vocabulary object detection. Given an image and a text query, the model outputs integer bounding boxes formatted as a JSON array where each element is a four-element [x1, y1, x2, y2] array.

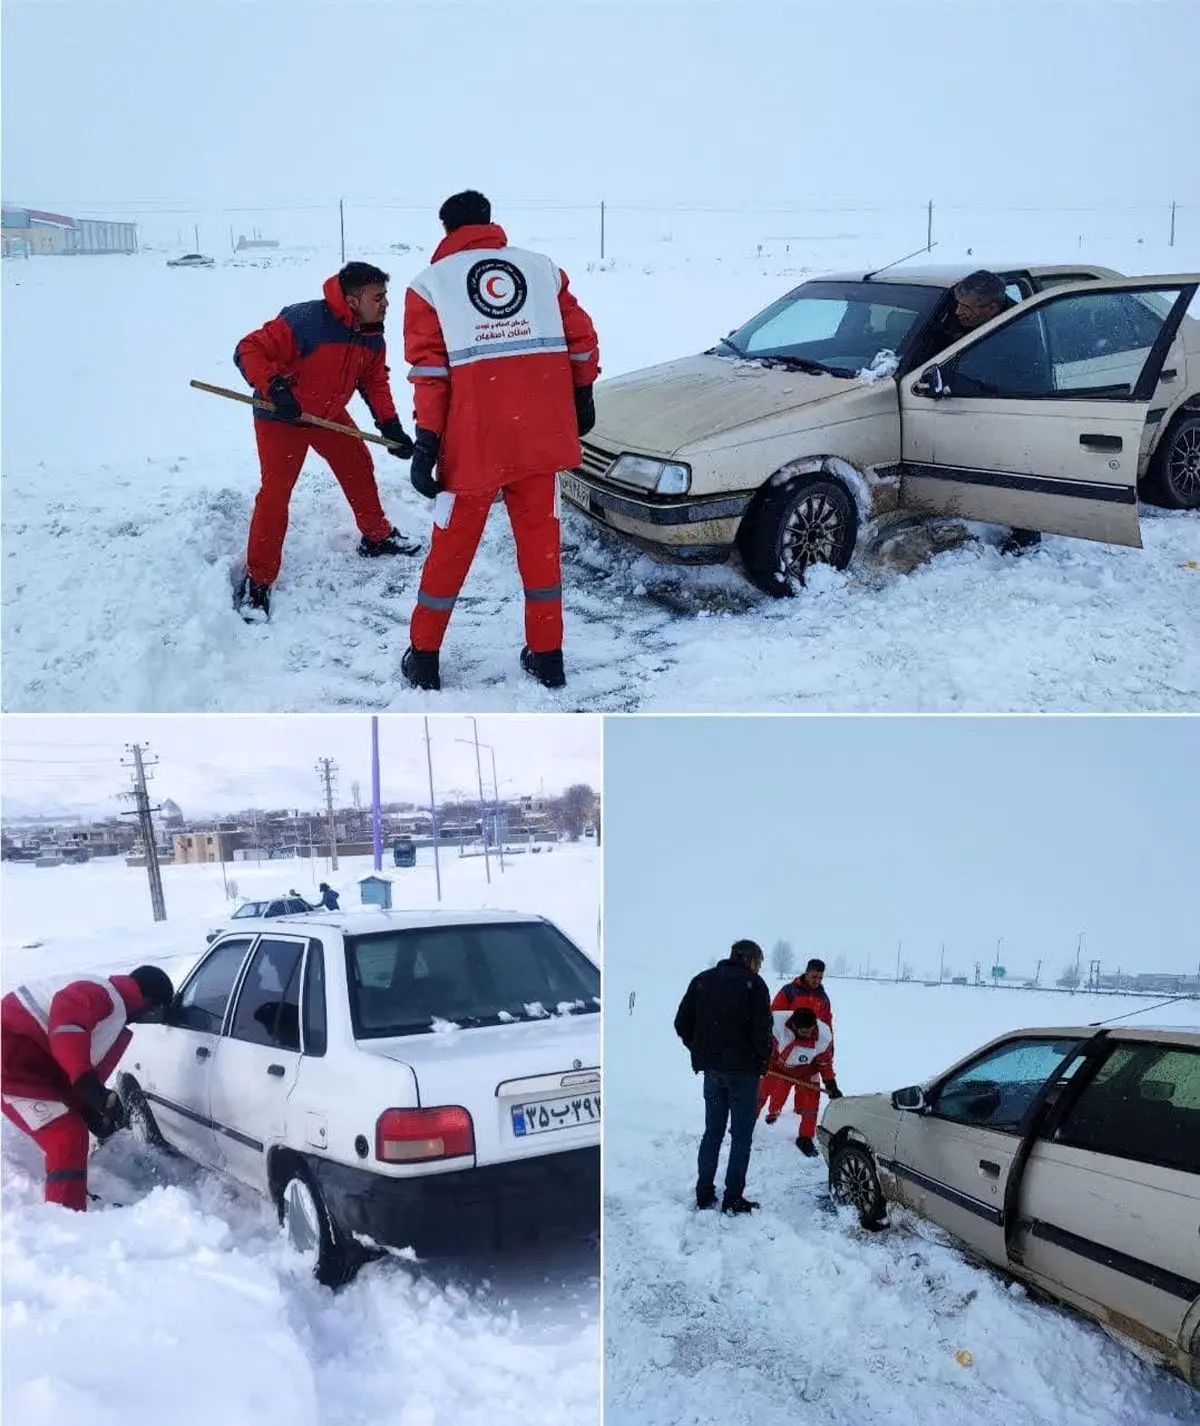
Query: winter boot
[[796, 1135, 819, 1158], [696, 1186, 717, 1210], [721, 1194, 760, 1215], [359, 526, 420, 558], [402, 646, 441, 692], [521, 646, 566, 690], [235, 574, 272, 623]]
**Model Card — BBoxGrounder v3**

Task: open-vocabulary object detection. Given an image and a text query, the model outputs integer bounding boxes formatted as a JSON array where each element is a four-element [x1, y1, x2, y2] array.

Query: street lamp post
[[470, 718, 490, 884], [457, 730, 505, 873]]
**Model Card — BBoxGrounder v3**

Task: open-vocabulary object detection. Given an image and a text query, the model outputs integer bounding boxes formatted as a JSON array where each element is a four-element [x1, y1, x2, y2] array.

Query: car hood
[[592, 353, 861, 458]]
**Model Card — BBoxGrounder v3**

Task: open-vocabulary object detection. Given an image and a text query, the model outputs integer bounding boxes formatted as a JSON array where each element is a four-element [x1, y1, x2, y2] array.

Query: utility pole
[[194, 222, 200, 252], [1169, 200, 1176, 248], [424, 717, 442, 902], [974, 960, 982, 986], [317, 758, 339, 871], [370, 716, 383, 873], [121, 744, 167, 922], [1034, 959, 1042, 988], [469, 718, 491, 884], [600, 200, 606, 261], [926, 199, 933, 253], [339, 198, 346, 265], [938, 942, 946, 983], [1075, 931, 1085, 985], [895, 940, 902, 982]]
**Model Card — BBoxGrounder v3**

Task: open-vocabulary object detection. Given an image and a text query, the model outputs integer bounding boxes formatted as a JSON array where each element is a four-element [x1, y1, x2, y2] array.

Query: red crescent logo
[[485, 275, 507, 300]]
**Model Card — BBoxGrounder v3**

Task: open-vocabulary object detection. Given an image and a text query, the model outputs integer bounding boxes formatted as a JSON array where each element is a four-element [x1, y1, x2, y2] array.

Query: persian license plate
[[511, 1091, 601, 1137], [559, 472, 592, 512]]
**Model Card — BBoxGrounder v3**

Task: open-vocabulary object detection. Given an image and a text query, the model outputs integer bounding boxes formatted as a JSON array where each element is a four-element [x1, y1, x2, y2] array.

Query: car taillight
[[375, 1106, 475, 1163]]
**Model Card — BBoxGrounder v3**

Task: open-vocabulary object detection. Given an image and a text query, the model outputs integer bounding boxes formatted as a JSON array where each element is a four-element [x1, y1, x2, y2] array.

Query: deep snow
[[4, 227, 1198, 713], [604, 973, 1200, 1426], [1, 845, 601, 1426]]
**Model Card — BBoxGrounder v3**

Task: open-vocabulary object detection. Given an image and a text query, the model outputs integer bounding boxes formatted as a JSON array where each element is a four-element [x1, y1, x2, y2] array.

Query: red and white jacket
[[404, 223, 600, 493], [0, 974, 146, 1102], [767, 1011, 835, 1089]]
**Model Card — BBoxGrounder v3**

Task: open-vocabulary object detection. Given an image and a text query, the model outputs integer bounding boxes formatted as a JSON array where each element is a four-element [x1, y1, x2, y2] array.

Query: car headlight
[[607, 454, 692, 496]]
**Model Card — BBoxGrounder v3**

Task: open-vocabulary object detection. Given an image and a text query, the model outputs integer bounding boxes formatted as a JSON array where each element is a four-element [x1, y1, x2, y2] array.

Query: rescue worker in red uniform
[[757, 1007, 838, 1155], [233, 262, 419, 621], [400, 191, 601, 692], [765, 958, 842, 1152], [0, 965, 174, 1209]]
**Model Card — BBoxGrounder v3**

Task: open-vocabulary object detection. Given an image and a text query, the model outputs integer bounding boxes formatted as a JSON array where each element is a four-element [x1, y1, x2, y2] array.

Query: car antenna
[[863, 241, 939, 283], [1087, 992, 1197, 1028]]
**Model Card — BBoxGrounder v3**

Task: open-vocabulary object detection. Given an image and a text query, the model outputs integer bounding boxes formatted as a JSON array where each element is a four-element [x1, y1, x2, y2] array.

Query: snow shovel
[[189, 379, 412, 453]]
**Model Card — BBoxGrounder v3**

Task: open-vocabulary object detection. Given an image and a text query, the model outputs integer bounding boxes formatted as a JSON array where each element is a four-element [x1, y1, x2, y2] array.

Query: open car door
[[899, 274, 1198, 546]]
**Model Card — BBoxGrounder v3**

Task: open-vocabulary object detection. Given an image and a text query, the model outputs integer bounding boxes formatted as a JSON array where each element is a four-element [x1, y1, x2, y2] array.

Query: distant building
[[1, 204, 138, 258], [173, 830, 248, 864]]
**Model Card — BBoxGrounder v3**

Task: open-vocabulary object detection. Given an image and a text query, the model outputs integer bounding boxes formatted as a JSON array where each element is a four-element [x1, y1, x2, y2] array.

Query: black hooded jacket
[[674, 958, 773, 1076]]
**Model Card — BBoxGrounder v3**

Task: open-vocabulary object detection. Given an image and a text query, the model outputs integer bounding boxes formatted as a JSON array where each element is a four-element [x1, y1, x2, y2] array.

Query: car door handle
[[195, 1046, 210, 1062], [267, 1064, 285, 1078], [978, 1159, 1001, 1177], [1080, 434, 1122, 451], [1159, 368, 1178, 383]]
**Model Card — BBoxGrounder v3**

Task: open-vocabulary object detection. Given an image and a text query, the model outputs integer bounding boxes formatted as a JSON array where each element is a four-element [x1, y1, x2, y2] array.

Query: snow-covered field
[[1, 844, 601, 1426], [604, 972, 1200, 1426], [4, 223, 1198, 713]]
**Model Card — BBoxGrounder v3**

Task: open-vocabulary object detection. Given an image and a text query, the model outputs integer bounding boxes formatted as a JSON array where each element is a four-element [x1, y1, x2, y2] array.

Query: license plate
[[511, 1092, 600, 1137], [559, 472, 592, 512]]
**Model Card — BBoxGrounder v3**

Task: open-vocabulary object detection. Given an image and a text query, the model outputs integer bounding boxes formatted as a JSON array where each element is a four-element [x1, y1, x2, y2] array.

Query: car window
[[345, 922, 601, 1038], [266, 900, 286, 918], [745, 298, 847, 351], [1054, 1043, 1200, 1174], [284, 899, 309, 915], [932, 1037, 1082, 1133], [176, 938, 254, 1034], [229, 938, 304, 1051], [302, 940, 327, 1057], [232, 902, 266, 919]]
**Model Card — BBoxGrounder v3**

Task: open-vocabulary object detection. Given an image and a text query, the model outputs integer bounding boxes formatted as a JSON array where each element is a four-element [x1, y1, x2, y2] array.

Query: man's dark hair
[[806, 957, 826, 972], [954, 269, 1007, 307], [439, 190, 492, 232], [731, 939, 763, 967], [787, 1007, 818, 1032], [338, 261, 389, 296]]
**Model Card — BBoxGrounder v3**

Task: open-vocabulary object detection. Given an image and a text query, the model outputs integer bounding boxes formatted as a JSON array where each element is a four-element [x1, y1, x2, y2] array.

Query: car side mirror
[[914, 364, 949, 400], [891, 1085, 927, 1112]]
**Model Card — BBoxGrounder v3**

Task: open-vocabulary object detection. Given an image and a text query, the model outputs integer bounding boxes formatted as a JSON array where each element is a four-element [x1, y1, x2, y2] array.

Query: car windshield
[[346, 922, 601, 1038], [232, 901, 268, 918], [719, 280, 945, 377]]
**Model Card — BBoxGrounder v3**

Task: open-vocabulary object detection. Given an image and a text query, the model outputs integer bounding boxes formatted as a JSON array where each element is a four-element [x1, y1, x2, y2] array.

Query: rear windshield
[[232, 901, 268, 918], [346, 922, 601, 1038]]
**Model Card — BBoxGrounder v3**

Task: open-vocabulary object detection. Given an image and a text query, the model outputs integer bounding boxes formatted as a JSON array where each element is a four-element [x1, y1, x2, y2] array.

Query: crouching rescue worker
[[233, 262, 419, 621], [757, 1006, 841, 1156], [0, 965, 174, 1209], [400, 190, 600, 692]]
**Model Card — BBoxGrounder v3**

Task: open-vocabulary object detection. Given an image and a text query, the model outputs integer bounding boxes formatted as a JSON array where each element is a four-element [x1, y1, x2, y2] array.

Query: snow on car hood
[[592, 352, 858, 457]]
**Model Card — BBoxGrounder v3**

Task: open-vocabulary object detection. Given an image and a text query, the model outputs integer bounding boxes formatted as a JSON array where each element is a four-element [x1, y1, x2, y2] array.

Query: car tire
[[277, 1159, 360, 1289], [829, 1140, 888, 1230], [739, 475, 859, 596], [1142, 413, 1200, 510], [118, 1076, 173, 1153]]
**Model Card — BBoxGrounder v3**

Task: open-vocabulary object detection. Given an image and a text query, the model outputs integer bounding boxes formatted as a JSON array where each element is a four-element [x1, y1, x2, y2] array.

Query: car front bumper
[[560, 467, 751, 564], [311, 1145, 600, 1256]]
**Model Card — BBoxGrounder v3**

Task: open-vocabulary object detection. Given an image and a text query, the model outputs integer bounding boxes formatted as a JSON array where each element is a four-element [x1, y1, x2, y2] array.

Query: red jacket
[[0, 974, 146, 1100], [234, 274, 399, 426], [770, 979, 835, 1077], [768, 1012, 835, 1089], [403, 224, 600, 493]]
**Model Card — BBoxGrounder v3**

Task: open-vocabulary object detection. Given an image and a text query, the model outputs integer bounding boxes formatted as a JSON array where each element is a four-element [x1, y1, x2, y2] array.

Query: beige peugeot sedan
[[817, 1025, 1200, 1384], [562, 264, 1200, 593]]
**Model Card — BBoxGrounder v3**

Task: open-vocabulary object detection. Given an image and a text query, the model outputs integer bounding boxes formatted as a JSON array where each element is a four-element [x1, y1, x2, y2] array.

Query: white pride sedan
[[119, 908, 601, 1285]]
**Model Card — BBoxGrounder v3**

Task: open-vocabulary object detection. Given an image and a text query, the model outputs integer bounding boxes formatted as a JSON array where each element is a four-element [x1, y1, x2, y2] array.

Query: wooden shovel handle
[[189, 379, 402, 450]]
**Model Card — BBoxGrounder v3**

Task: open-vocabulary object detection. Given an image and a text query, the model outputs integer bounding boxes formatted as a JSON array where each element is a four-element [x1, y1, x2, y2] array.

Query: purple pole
[[371, 716, 383, 872]]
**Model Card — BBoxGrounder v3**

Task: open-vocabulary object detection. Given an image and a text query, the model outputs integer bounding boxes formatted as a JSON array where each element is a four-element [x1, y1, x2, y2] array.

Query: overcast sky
[[4, 0, 1197, 220], [605, 717, 1198, 978], [1, 715, 601, 819]]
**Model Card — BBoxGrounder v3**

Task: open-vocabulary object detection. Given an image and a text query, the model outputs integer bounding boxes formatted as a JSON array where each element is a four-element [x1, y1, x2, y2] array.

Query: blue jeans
[[697, 1070, 760, 1201]]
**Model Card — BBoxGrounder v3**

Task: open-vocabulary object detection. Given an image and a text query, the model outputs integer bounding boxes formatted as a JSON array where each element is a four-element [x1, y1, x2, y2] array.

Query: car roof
[[1007, 1024, 1199, 1047], [239, 907, 549, 934], [817, 262, 1124, 288]]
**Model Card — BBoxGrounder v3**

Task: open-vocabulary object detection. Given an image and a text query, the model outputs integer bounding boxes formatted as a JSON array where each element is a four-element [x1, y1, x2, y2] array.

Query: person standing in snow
[[767, 958, 842, 1130], [674, 939, 773, 1215], [399, 190, 601, 693], [758, 1006, 838, 1156], [318, 882, 340, 911], [232, 262, 420, 621], [0, 966, 174, 1210]]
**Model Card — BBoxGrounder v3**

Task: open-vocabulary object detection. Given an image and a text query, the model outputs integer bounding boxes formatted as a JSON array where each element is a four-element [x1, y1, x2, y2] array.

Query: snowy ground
[[1, 845, 600, 1426], [604, 974, 1200, 1426], [4, 225, 1198, 713]]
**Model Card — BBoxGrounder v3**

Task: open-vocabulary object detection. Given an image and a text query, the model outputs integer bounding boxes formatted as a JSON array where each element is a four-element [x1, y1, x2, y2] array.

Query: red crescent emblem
[[485, 275, 507, 300]]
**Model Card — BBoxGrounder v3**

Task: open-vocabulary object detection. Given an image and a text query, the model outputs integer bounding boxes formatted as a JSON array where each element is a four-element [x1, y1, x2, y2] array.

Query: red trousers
[[410, 471, 562, 654], [247, 418, 393, 586], [1, 1094, 90, 1210], [758, 1073, 822, 1138]]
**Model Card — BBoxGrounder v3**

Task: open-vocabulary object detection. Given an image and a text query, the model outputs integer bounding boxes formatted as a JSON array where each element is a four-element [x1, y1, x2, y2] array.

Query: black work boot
[[235, 574, 271, 623], [359, 526, 420, 558], [721, 1194, 760, 1215], [696, 1186, 717, 1210], [521, 646, 566, 689], [401, 646, 441, 691], [796, 1135, 819, 1158]]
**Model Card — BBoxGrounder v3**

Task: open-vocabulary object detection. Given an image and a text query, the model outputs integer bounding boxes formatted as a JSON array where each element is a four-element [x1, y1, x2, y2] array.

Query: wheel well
[[1148, 401, 1200, 469], [267, 1146, 304, 1209], [736, 458, 860, 546]]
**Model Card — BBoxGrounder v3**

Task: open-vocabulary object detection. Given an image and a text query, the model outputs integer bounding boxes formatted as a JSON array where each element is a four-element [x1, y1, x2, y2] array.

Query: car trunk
[[357, 1015, 600, 1167]]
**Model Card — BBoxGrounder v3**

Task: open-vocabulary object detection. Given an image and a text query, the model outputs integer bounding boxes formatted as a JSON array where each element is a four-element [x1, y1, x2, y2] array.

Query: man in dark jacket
[[674, 939, 773, 1215], [318, 882, 340, 911]]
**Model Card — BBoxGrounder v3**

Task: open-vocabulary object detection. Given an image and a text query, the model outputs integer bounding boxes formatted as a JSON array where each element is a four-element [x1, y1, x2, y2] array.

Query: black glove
[[574, 384, 596, 438], [266, 375, 302, 421], [74, 1071, 123, 1140], [825, 1078, 843, 1099], [377, 418, 414, 460], [410, 428, 441, 500]]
